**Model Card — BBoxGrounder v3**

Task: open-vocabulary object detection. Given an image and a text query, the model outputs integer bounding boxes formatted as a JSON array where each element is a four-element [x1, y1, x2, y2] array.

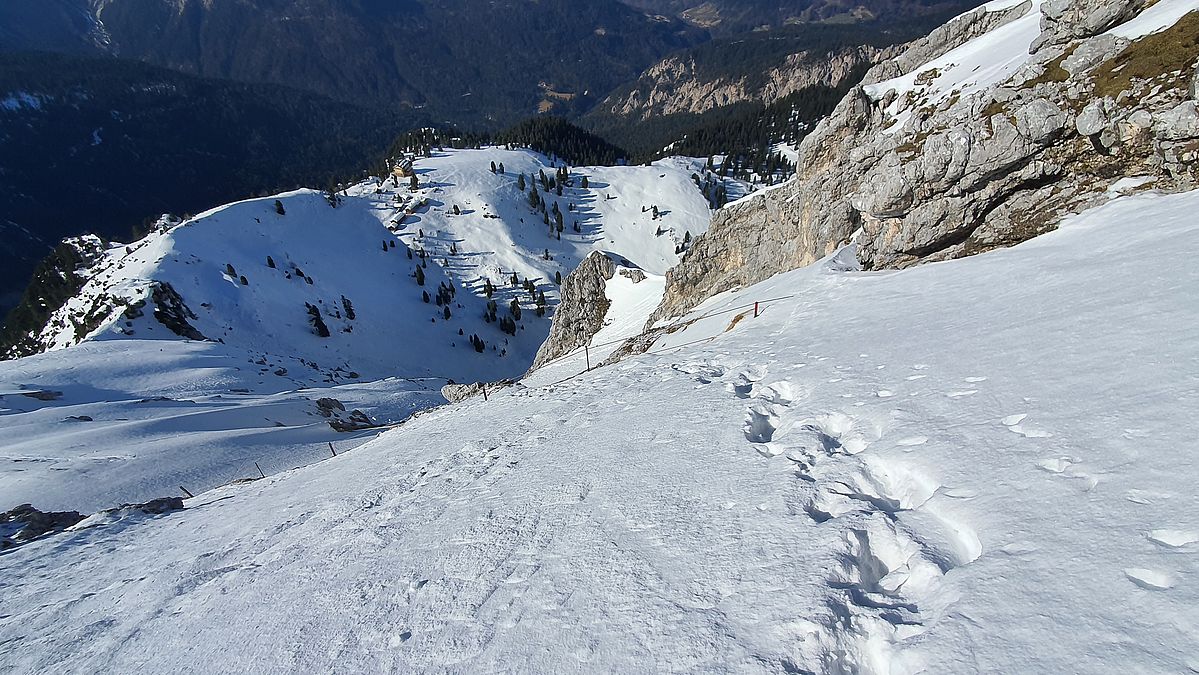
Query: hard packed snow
[[2, 186, 1196, 672]]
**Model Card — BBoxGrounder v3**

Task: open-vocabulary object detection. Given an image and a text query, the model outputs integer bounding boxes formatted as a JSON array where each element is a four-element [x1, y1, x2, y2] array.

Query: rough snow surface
[[1, 189, 1196, 672]]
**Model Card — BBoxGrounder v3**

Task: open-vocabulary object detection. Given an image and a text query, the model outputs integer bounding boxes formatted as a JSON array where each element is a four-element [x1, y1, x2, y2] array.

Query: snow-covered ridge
[[23, 148, 716, 386], [0, 148, 725, 512]]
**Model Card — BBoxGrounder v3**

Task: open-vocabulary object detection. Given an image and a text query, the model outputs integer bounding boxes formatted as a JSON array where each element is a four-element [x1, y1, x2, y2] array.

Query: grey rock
[[651, 0, 1195, 326], [315, 398, 346, 417], [1, 504, 86, 549], [441, 380, 514, 403], [1033, 0, 1149, 52], [618, 268, 647, 283], [329, 409, 376, 432], [150, 281, 207, 342], [1061, 34, 1127, 76], [1154, 101, 1199, 141], [529, 251, 616, 371], [1076, 97, 1114, 136]]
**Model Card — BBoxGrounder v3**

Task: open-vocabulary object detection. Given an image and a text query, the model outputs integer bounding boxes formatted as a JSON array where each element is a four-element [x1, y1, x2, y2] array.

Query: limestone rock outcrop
[[654, 0, 1199, 322], [529, 251, 618, 372]]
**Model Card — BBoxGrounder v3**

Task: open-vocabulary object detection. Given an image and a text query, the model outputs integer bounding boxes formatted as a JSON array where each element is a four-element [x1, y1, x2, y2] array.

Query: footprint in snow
[[964, 376, 988, 383], [906, 374, 927, 381], [946, 390, 978, 398], [757, 380, 797, 405]]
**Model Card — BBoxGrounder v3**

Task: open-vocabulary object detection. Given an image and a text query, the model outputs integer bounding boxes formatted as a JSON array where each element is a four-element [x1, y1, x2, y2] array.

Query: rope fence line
[[516, 293, 799, 390], [206, 294, 800, 498], [530, 294, 798, 373]]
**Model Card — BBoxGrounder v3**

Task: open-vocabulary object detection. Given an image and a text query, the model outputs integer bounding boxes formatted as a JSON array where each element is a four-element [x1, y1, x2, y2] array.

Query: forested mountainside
[[0, 52, 408, 318], [584, 14, 976, 161], [1, 0, 701, 126], [616, 0, 985, 32]]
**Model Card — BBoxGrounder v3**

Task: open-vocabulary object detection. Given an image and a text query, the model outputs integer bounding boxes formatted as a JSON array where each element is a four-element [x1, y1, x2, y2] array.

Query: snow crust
[[2, 188, 1196, 672]]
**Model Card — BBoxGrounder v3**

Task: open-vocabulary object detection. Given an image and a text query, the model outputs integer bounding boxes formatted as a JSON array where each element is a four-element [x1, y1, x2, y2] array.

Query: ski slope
[[3, 187, 1195, 673]]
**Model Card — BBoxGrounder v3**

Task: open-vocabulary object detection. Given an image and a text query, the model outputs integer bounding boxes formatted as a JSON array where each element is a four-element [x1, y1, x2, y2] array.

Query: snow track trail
[[1, 191, 1197, 672]]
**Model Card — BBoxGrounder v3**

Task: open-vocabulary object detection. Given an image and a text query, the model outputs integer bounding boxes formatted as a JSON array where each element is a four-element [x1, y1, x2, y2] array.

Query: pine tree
[[510, 299, 522, 320], [498, 162, 505, 174], [490, 161, 497, 174], [266, 256, 275, 268], [240, 275, 248, 286], [443, 306, 451, 320], [341, 295, 356, 320], [410, 174, 419, 190], [581, 176, 588, 189], [422, 290, 430, 303], [225, 263, 237, 277], [555, 270, 562, 285], [452, 204, 460, 216], [274, 200, 285, 215], [415, 266, 425, 286], [517, 174, 526, 191]]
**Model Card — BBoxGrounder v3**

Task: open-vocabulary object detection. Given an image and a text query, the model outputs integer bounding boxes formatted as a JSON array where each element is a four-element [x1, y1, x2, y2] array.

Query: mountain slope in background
[[583, 12, 981, 161], [3, 0, 701, 126], [0, 147, 732, 510], [0, 52, 409, 317], [617, 0, 984, 32]]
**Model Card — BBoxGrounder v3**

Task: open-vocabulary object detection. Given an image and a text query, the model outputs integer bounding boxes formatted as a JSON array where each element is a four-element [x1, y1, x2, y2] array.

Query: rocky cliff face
[[529, 251, 617, 372], [654, 0, 1199, 321], [600, 45, 896, 120]]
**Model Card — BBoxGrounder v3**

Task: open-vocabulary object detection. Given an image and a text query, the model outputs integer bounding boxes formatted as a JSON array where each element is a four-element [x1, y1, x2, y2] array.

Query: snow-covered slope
[[3, 187, 1195, 672], [0, 148, 718, 511], [24, 148, 711, 384]]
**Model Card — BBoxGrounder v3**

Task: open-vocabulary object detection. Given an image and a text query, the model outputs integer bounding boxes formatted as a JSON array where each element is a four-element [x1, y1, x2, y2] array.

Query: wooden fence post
[[255, 462, 266, 479], [329, 442, 337, 457], [754, 301, 759, 318], [585, 344, 591, 371]]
